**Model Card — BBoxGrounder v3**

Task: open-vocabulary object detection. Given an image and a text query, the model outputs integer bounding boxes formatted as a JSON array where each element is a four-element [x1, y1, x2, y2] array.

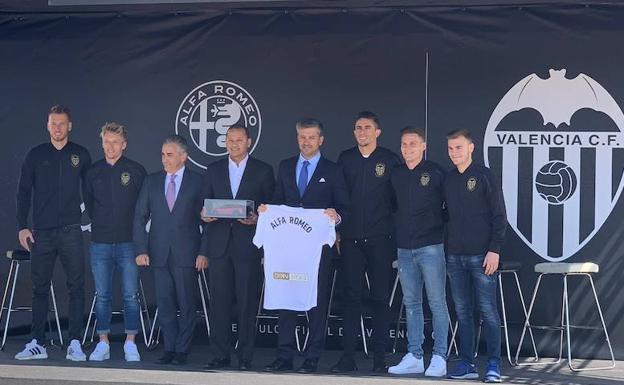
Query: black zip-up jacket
[[444, 163, 507, 255], [83, 156, 147, 243], [391, 160, 446, 249], [337, 146, 402, 239], [17, 141, 92, 230]]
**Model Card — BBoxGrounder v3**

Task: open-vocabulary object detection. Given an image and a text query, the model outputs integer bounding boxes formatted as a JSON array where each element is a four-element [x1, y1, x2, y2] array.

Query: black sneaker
[[330, 356, 357, 373]]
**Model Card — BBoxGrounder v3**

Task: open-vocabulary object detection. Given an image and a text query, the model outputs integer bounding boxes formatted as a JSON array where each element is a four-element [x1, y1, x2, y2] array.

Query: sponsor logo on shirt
[[375, 162, 386, 177], [467, 177, 477, 192], [71, 154, 80, 167], [269, 216, 313, 233], [121, 172, 131, 186], [273, 272, 309, 281], [420, 172, 430, 187]]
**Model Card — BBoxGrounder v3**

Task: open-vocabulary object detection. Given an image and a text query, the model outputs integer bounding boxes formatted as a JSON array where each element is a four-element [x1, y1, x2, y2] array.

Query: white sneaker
[[425, 354, 447, 377], [66, 339, 87, 361], [124, 341, 141, 362], [89, 341, 110, 361], [388, 352, 424, 374], [15, 339, 48, 360]]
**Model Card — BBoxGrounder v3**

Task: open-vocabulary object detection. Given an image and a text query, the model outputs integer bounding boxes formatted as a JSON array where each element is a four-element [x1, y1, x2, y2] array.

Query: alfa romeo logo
[[176, 80, 262, 169]]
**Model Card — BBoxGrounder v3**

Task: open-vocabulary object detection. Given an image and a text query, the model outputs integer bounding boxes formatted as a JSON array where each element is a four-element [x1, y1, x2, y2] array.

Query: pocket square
[[319, 177, 326, 183]]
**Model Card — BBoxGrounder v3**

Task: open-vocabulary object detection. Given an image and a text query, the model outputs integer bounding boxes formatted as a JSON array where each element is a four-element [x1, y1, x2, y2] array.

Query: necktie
[[166, 174, 177, 211], [298, 160, 309, 197]]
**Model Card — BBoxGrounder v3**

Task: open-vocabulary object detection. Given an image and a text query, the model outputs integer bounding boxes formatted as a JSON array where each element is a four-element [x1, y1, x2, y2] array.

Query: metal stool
[[388, 260, 400, 308], [1, 250, 63, 350], [451, 261, 538, 365], [147, 270, 211, 349], [82, 279, 152, 348], [515, 262, 615, 371]]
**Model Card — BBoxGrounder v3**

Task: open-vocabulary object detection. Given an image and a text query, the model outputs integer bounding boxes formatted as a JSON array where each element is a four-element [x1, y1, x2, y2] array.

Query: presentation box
[[203, 199, 255, 219]]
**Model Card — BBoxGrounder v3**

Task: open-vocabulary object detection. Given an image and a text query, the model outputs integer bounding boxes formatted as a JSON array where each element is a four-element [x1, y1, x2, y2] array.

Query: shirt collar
[[106, 156, 124, 168], [229, 154, 249, 169], [298, 151, 321, 165], [359, 146, 377, 159], [455, 161, 474, 175], [406, 160, 424, 172], [49, 140, 69, 152], [168, 166, 185, 178]]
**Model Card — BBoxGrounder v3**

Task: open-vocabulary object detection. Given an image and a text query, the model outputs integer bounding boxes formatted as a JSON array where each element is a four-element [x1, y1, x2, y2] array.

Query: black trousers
[[30, 224, 85, 343], [340, 235, 394, 360], [276, 246, 334, 361], [208, 237, 262, 362], [153, 254, 197, 354]]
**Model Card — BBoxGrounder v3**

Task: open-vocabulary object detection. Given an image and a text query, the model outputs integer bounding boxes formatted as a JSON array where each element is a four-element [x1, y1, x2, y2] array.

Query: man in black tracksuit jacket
[[387, 126, 449, 377], [15, 105, 91, 361], [444, 129, 506, 383], [331, 111, 402, 373], [83, 122, 147, 361]]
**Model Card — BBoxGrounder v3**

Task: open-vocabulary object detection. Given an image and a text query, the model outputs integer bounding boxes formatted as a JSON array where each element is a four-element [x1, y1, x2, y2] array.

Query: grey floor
[[0, 338, 621, 385]]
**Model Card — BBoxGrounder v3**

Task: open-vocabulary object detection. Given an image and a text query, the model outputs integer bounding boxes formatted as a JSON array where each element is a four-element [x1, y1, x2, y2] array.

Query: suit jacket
[[133, 168, 205, 268], [273, 155, 349, 223], [202, 156, 275, 259]]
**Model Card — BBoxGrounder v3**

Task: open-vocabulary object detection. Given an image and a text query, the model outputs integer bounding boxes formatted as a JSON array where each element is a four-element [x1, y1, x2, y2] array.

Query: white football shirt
[[253, 205, 336, 311]]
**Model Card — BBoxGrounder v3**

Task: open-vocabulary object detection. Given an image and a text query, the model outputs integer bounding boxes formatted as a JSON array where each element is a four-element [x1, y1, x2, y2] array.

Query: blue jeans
[[397, 244, 449, 359], [89, 242, 140, 335], [447, 254, 501, 364]]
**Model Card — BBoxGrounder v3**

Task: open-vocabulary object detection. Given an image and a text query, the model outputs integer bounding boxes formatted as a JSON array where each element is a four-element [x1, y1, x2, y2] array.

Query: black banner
[[1, 4, 622, 359]]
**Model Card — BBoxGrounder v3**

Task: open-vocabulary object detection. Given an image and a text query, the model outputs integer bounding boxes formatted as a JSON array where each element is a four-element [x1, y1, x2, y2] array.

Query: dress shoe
[[172, 352, 188, 366], [204, 357, 231, 370], [330, 356, 357, 373], [155, 351, 175, 365], [297, 358, 319, 374], [238, 359, 252, 371], [372, 359, 389, 373], [264, 358, 293, 372]]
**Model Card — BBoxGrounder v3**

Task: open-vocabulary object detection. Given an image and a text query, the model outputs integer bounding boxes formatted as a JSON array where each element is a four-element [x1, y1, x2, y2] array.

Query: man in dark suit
[[262, 118, 349, 374], [133, 135, 208, 366], [201, 125, 275, 371]]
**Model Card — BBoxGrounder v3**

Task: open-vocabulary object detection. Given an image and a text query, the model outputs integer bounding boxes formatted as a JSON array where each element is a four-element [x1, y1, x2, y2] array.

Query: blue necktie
[[298, 160, 310, 197]]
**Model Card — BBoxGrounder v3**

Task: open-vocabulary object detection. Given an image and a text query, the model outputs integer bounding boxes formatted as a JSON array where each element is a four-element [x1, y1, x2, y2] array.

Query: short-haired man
[[262, 118, 349, 374], [331, 111, 401, 373], [201, 125, 275, 371], [133, 135, 208, 366], [83, 122, 146, 362], [15, 105, 91, 361], [444, 129, 507, 383], [388, 126, 448, 377]]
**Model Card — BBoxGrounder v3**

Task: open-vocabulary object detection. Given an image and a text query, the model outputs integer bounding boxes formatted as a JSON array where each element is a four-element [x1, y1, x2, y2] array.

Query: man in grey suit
[[133, 135, 208, 365]]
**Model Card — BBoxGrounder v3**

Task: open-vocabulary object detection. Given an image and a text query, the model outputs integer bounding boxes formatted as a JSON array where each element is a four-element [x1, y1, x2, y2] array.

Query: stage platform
[[0, 338, 620, 385]]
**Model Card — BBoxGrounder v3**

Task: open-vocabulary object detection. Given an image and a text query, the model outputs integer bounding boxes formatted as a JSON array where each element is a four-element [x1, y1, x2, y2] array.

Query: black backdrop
[[1, 2, 623, 359]]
